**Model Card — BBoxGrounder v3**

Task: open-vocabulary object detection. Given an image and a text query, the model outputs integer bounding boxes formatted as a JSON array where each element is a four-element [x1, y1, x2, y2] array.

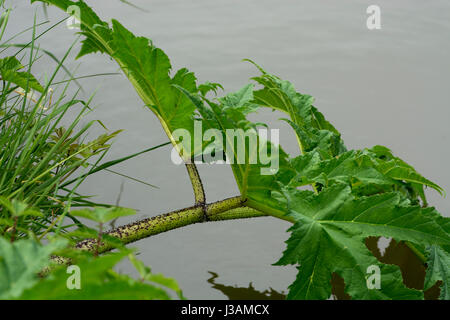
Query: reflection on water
[[207, 272, 286, 300], [208, 237, 442, 300]]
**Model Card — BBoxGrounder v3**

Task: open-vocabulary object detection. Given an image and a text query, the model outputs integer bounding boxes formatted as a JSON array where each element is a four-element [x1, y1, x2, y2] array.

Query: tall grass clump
[[0, 7, 123, 241], [0, 5, 182, 300]]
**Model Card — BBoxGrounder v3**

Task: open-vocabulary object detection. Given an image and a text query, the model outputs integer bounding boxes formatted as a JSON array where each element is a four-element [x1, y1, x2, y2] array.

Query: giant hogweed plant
[[28, 0, 450, 300]]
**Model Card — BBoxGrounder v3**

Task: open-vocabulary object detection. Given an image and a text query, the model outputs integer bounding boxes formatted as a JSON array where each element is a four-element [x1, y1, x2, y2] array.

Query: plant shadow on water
[[207, 272, 286, 300], [207, 237, 442, 300]]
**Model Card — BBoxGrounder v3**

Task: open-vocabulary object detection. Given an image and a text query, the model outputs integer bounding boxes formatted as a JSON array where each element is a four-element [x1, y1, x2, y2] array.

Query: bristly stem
[[185, 162, 206, 205], [75, 196, 264, 254]]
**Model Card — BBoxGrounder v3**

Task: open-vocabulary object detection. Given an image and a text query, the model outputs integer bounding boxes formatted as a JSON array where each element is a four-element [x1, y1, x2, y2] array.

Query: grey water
[[7, 0, 450, 299]]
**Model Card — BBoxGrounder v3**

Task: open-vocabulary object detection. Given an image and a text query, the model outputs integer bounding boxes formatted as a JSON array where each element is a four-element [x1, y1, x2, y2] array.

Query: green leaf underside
[[425, 245, 450, 300], [32, 0, 199, 153]]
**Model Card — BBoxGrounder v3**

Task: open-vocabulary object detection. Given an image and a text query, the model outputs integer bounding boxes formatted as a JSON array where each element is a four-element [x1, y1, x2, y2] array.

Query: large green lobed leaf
[[275, 184, 450, 299]]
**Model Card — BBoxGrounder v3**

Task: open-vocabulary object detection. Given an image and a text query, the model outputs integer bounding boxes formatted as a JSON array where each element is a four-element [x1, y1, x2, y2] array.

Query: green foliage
[[245, 66, 449, 299], [368, 145, 444, 205], [129, 253, 184, 299], [0, 5, 184, 301], [178, 83, 290, 204], [0, 17, 124, 239], [18, 250, 179, 300], [0, 56, 44, 92], [0, 57, 117, 239], [0, 6, 168, 243], [32, 0, 200, 154], [30, 0, 450, 300], [68, 207, 137, 252], [71, 207, 136, 224], [275, 184, 448, 299], [198, 81, 224, 97], [0, 238, 181, 300], [0, 197, 42, 218], [0, 193, 180, 300], [248, 59, 345, 159], [0, 238, 67, 299], [425, 245, 450, 300]]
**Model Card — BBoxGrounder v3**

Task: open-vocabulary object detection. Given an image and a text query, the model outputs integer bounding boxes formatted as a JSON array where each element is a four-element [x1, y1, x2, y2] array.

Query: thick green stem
[[61, 195, 430, 272], [185, 163, 206, 205], [246, 198, 294, 223], [75, 196, 265, 254]]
